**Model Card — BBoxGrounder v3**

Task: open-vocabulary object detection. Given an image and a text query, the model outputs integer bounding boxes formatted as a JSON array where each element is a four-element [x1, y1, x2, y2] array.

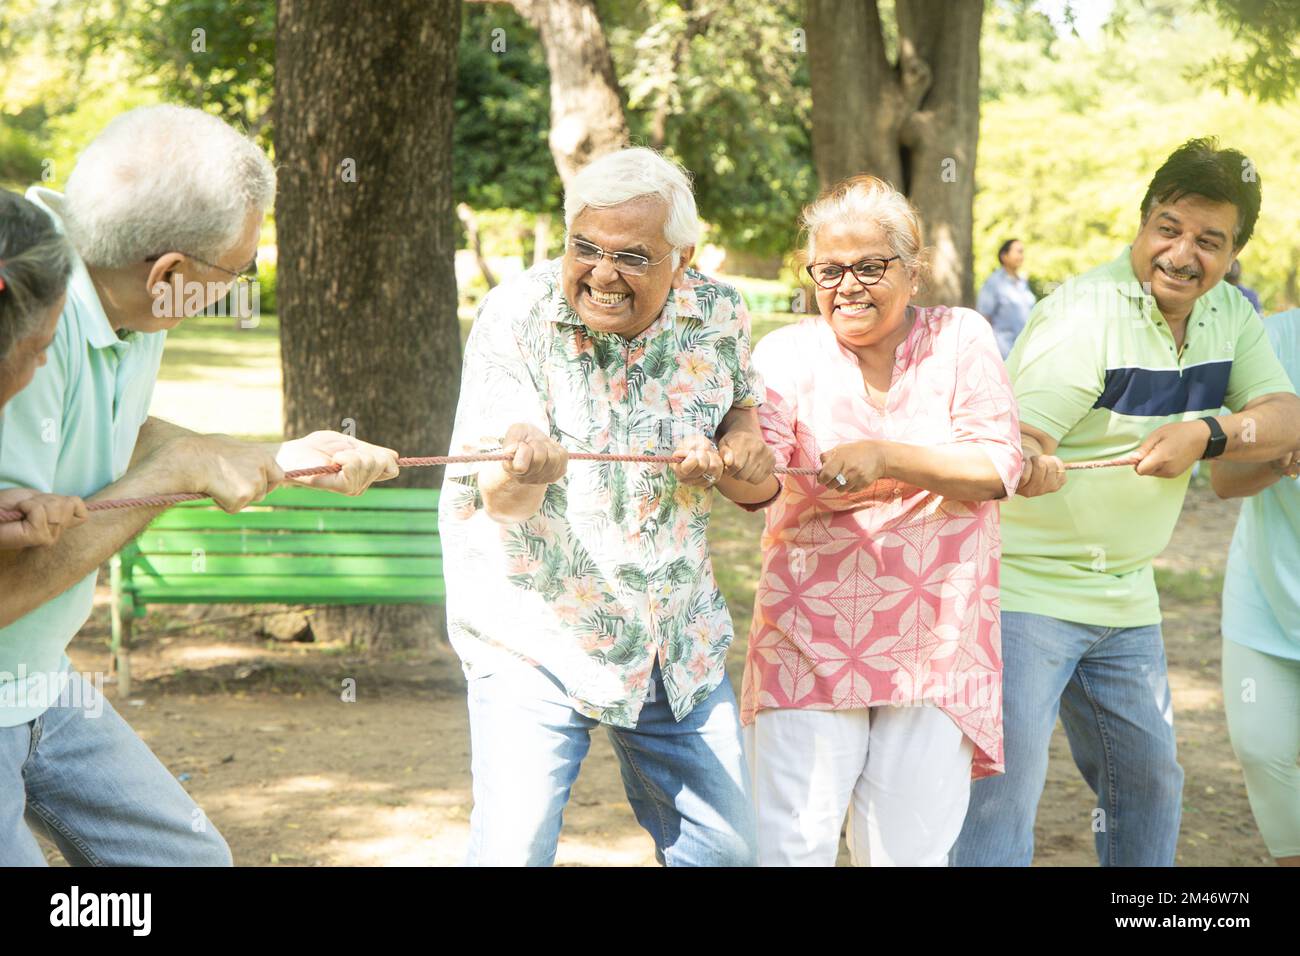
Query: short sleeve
[[949, 308, 1024, 497], [725, 292, 764, 410], [734, 330, 799, 512], [1005, 291, 1106, 443], [443, 290, 550, 483], [1223, 302, 1296, 411], [0, 307, 73, 493]]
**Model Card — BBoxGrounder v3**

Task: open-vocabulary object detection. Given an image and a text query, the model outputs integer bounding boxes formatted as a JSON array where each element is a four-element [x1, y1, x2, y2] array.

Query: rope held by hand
[[0, 452, 1142, 524]]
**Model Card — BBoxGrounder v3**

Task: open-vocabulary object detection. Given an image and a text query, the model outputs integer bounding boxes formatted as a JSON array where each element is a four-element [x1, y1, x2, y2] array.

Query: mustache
[[1153, 258, 1202, 281]]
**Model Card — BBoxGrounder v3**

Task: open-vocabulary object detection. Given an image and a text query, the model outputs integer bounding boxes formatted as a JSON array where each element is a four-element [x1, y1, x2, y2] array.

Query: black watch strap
[[1201, 416, 1228, 459]]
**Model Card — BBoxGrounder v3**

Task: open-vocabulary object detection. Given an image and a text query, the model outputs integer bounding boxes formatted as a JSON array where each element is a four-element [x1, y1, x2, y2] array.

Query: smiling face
[[1130, 194, 1240, 323], [0, 295, 63, 408], [561, 196, 691, 338], [810, 220, 915, 350]]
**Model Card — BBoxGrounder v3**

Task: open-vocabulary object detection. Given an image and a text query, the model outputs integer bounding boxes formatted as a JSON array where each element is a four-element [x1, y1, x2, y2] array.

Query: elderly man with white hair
[[0, 105, 399, 866], [440, 147, 776, 866]]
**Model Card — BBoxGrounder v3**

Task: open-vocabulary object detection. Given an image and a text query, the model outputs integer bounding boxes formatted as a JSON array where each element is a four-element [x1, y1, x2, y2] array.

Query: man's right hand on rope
[[166, 434, 287, 513]]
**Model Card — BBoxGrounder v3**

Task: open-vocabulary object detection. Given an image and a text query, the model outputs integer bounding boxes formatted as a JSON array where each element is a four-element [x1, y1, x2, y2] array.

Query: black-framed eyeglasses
[[806, 256, 900, 290], [568, 238, 675, 276], [145, 252, 258, 286]]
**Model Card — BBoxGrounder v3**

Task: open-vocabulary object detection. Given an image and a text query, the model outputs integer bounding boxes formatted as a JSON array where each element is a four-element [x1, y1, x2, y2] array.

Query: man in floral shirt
[[439, 148, 774, 866]]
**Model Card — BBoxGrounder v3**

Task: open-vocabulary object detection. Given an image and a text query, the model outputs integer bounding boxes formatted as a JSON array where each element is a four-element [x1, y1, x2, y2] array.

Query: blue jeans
[[0, 672, 232, 866], [953, 611, 1184, 866], [463, 659, 758, 866]]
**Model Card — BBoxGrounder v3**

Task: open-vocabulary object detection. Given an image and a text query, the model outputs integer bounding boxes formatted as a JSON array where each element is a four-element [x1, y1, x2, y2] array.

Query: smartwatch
[[1200, 416, 1228, 459]]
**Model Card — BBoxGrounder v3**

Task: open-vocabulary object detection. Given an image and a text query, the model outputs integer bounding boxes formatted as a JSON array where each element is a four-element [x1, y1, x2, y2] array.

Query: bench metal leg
[[110, 558, 132, 698]]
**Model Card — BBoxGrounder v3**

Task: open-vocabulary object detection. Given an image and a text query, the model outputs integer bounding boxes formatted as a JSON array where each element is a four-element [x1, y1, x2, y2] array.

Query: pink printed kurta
[[741, 306, 1023, 778]]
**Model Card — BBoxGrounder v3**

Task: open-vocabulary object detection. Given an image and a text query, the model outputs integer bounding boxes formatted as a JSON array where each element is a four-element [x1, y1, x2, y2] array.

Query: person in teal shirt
[[0, 105, 401, 866], [1213, 307, 1300, 867], [0, 189, 89, 550]]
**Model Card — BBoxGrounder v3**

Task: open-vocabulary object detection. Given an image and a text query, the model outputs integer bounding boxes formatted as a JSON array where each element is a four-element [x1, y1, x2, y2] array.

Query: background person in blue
[[1212, 307, 1300, 868], [0, 105, 400, 866], [976, 238, 1036, 359]]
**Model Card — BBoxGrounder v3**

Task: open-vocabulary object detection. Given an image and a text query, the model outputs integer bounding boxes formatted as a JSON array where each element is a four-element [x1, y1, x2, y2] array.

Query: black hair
[[997, 239, 1020, 264], [1139, 137, 1261, 249], [0, 190, 73, 361]]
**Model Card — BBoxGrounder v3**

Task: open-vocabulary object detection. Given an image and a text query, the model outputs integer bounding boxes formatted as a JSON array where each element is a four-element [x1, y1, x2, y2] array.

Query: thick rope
[[0, 452, 1142, 524]]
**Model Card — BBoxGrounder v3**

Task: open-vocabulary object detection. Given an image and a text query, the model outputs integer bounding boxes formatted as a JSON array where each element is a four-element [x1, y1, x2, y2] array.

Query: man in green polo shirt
[[954, 138, 1300, 867], [0, 105, 400, 866]]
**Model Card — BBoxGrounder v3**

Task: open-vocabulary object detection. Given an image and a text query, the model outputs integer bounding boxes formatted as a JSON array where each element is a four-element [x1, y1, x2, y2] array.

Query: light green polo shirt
[[0, 188, 167, 725], [1000, 247, 1294, 627]]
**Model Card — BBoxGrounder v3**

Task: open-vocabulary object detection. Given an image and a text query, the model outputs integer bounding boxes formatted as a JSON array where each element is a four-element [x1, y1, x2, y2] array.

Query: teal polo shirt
[[999, 247, 1294, 628], [1222, 309, 1300, 660], [0, 188, 167, 725]]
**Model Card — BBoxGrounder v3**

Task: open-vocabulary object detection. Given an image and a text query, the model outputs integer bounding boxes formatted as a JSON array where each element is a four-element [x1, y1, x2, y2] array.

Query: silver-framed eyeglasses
[[569, 238, 675, 276]]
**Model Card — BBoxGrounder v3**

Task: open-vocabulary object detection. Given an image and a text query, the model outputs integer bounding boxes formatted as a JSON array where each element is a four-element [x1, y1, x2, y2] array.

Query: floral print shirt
[[439, 258, 763, 727], [740, 307, 1023, 778]]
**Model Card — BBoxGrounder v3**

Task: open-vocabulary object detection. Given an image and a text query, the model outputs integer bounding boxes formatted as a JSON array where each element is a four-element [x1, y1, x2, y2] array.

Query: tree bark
[[806, 0, 982, 306], [484, 0, 630, 183], [276, 0, 462, 650]]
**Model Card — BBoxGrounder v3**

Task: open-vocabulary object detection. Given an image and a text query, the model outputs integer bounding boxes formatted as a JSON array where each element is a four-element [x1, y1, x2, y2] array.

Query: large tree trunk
[[276, 0, 463, 651], [506, 0, 630, 182], [806, 0, 982, 306]]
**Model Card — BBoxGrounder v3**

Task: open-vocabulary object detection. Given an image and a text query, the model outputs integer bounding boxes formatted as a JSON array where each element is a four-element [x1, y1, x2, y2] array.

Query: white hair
[[803, 175, 926, 277], [62, 104, 276, 269], [563, 147, 700, 266]]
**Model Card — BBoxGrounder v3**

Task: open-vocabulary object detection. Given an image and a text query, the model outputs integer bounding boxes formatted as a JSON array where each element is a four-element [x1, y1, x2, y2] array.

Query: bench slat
[[135, 531, 441, 557], [147, 510, 439, 532], [128, 554, 441, 578], [130, 575, 446, 604], [170, 487, 441, 511]]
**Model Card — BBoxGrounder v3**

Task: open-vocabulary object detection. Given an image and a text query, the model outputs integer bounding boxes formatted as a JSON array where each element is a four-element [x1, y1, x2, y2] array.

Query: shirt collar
[[1111, 245, 1154, 301], [25, 187, 121, 350]]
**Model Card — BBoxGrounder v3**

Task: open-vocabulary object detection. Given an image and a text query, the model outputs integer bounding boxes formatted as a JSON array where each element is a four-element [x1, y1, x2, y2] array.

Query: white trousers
[[744, 706, 975, 866]]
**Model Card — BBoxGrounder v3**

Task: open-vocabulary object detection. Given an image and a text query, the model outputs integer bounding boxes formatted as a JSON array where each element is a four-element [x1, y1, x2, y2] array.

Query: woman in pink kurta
[[721, 176, 1023, 866]]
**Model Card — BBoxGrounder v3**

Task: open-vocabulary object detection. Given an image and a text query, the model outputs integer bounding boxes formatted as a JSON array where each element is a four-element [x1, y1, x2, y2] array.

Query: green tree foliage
[[454, 5, 562, 213], [975, 1, 1300, 308], [606, 0, 816, 256], [72, 0, 274, 141]]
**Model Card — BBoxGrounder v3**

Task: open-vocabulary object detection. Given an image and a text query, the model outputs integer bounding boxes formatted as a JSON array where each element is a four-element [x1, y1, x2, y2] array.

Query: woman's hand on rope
[[0, 489, 88, 549], [498, 423, 568, 485], [277, 431, 401, 496], [817, 441, 887, 494]]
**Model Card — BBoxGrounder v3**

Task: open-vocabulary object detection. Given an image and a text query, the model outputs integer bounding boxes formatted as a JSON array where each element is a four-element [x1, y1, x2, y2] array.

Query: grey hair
[[62, 104, 276, 269], [803, 174, 926, 278], [563, 147, 700, 265], [0, 190, 74, 362]]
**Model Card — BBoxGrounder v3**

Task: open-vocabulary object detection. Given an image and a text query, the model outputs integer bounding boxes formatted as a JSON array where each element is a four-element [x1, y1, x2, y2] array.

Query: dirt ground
[[41, 482, 1273, 866]]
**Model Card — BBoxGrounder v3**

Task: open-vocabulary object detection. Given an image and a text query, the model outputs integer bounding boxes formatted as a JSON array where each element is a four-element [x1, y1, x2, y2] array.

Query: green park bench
[[109, 486, 444, 696]]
